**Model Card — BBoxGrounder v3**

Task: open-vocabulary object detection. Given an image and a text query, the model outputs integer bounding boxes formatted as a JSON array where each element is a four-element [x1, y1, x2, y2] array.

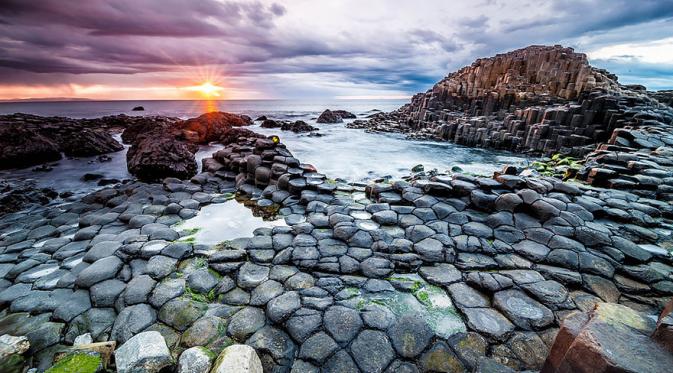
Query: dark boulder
[[220, 127, 265, 145], [255, 115, 268, 121], [82, 173, 104, 181], [0, 124, 61, 169], [333, 110, 356, 119], [317, 109, 343, 123], [261, 119, 281, 128], [55, 128, 124, 157], [132, 106, 145, 111], [0, 114, 125, 169], [281, 121, 317, 133], [178, 111, 251, 143], [121, 116, 179, 144], [126, 135, 198, 181]]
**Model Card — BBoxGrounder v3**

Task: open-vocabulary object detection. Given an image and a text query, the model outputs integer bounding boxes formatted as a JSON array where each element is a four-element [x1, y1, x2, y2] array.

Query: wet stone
[[462, 307, 515, 342], [299, 332, 339, 364], [419, 263, 462, 286], [266, 291, 301, 323], [221, 287, 250, 306], [350, 329, 394, 373], [123, 275, 157, 305], [159, 298, 208, 331], [326, 349, 361, 372], [493, 289, 554, 330], [146, 255, 178, 280], [83, 241, 121, 263], [245, 326, 296, 371], [420, 340, 466, 373], [149, 278, 185, 308], [111, 303, 157, 343], [448, 282, 490, 309], [238, 263, 270, 289], [227, 306, 266, 341], [388, 315, 434, 358], [360, 257, 394, 278], [286, 308, 322, 342], [75, 256, 123, 288], [187, 269, 219, 293], [324, 305, 363, 343]]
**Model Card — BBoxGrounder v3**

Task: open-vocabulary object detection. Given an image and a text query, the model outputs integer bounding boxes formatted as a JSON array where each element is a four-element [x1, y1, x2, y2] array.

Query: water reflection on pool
[[177, 198, 286, 245]]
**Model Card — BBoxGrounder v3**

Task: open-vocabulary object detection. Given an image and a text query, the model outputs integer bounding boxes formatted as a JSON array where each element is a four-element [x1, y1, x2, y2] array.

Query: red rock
[[178, 111, 251, 143], [542, 303, 673, 373]]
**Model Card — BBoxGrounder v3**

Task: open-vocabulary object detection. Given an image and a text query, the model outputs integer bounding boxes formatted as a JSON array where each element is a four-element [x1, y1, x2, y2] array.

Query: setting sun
[[186, 81, 224, 98]]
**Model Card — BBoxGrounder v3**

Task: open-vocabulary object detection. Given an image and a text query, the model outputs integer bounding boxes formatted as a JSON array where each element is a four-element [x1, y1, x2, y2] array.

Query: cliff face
[[407, 45, 621, 120]]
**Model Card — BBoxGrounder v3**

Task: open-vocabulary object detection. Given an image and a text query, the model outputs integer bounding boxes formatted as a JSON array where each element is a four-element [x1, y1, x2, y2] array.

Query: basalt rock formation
[[122, 111, 254, 181], [0, 114, 125, 170], [350, 45, 671, 155], [409, 45, 622, 119], [350, 45, 673, 198], [4, 129, 673, 372]]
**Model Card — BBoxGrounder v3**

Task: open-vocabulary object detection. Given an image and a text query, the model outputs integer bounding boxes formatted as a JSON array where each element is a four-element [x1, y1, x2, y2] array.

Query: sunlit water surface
[[177, 199, 286, 244]]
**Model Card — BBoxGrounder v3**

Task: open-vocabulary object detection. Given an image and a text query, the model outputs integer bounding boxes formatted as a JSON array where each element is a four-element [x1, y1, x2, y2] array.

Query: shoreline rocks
[[0, 130, 672, 372], [0, 114, 125, 170], [261, 119, 318, 133], [317, 109, 355, 123]]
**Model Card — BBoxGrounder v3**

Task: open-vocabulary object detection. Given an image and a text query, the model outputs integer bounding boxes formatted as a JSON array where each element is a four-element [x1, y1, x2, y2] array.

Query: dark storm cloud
[[0, 0, 273, 37]]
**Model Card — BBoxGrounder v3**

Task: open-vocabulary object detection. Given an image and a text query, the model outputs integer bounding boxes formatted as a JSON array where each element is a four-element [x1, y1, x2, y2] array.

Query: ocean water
[[0, 99, 532, 195], [0, 99, 405, 119]]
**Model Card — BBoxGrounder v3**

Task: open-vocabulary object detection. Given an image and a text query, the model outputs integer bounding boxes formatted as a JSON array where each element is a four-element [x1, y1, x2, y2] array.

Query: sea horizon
[[0, 98, 408, 119]]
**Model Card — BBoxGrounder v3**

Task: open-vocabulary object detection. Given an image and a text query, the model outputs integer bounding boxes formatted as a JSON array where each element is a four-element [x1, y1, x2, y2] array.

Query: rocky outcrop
[[410, 45, 621, 119], [0, 114, 125, 170], [281, 120, 317, 133], [261, 119, 317, 133], [317, 109, 343, 123], [333, 110, 356, 119], [208, 135, 332, 198], [0, 124, 61, 169], [126, 135, 198, 182], [350, 45, 673, 166], [177, 111, 251, 144], [121, 112, 255, 181], [0, 180, 58, 214], [648, 90, 673, 107], [120, 116, 181, 144], [542, 303, 673, 372]]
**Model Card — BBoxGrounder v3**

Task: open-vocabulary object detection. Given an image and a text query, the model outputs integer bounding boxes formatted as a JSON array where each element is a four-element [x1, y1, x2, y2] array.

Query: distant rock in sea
[[316, 109, 356, 123], [132, 106, 145, 111]]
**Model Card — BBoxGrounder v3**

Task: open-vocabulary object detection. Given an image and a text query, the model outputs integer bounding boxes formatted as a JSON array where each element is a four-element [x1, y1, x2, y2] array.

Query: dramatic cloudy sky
[[1, 0, 672, 100]]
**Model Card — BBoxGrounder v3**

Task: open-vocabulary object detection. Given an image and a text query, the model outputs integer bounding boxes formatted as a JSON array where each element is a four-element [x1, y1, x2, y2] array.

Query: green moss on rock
[[45, 352, 101, 373]]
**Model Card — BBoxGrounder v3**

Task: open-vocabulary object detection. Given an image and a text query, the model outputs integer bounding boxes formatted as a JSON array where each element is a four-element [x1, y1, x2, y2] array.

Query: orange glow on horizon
[[184, 81, 225, 98]]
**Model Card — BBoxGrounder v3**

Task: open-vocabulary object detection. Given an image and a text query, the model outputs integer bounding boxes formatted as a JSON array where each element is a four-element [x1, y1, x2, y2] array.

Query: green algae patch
[[184, 286, 217, 303], [531, 153, 583, 180], [46, 352, 101, 373], [349, 277, 465, 339]]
